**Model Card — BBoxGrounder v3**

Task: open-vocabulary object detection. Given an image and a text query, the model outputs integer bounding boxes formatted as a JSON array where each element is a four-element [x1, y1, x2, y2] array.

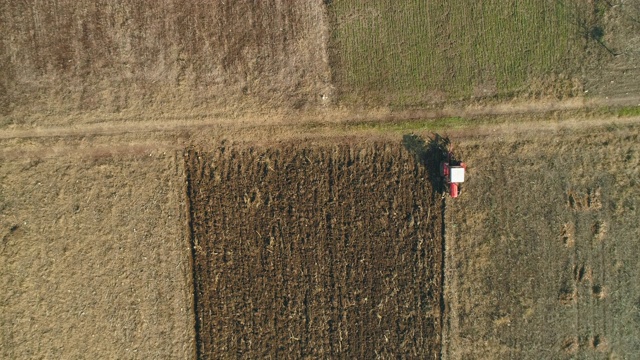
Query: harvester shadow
[[402, 133, 450, 343], [402, 133, 451, 197]]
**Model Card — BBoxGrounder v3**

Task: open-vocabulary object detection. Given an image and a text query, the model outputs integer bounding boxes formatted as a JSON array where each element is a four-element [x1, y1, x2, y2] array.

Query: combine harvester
[[440, 151, 466, 198]]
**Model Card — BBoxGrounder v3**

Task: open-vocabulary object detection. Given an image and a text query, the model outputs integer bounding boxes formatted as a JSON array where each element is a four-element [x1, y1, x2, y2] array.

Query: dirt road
[[1, 96, 639, 145]]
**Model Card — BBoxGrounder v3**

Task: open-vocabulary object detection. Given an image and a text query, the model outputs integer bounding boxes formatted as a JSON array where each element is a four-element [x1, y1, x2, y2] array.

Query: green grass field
[[330, 0, 588, 107], [616, 106, 640, 117]]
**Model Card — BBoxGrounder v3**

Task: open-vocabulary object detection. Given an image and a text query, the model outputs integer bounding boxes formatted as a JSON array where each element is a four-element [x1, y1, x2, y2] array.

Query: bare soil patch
[[185, 141, 443, 358]]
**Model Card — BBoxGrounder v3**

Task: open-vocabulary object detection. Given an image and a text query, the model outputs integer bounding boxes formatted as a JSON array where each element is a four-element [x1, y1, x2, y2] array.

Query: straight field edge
[[182, 148, 201, 360]]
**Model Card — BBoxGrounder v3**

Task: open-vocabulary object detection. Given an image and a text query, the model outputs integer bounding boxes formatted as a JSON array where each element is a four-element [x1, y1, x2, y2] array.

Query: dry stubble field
[[0, 148, 194, 359], [0, 0, 331, 126], [443, 122, 640, 359]]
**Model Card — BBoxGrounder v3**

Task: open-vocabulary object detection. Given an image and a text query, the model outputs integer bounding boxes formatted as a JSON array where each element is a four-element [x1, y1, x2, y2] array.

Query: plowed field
[[186, 142, 443, 358]]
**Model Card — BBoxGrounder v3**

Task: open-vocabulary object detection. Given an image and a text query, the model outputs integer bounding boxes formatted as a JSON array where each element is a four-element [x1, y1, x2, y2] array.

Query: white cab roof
[[450, 167, 465, 183]]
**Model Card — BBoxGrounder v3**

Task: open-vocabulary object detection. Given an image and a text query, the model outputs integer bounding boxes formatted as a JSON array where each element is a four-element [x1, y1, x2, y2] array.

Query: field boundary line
[[182, 148, 202, 360]]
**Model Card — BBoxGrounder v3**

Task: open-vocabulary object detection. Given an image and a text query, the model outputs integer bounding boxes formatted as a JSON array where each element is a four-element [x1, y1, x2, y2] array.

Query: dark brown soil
[[185, 141, 443, 358]]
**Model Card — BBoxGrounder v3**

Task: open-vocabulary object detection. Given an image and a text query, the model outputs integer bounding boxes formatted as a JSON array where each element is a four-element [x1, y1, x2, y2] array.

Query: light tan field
[[0, 147, 194, 359], [0, 0, 331, 127]]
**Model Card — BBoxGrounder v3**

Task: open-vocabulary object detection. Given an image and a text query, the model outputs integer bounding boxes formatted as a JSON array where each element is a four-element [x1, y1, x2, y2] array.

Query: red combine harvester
[[440, 152, 466, 198]]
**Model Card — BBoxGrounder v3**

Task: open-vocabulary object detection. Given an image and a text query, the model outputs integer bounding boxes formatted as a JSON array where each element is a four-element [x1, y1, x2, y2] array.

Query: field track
[[1, 96, 639, 142]]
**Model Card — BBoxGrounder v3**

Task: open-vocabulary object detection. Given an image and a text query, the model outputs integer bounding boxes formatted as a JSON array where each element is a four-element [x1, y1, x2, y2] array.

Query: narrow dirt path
[[1, 96, 639, 141]]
